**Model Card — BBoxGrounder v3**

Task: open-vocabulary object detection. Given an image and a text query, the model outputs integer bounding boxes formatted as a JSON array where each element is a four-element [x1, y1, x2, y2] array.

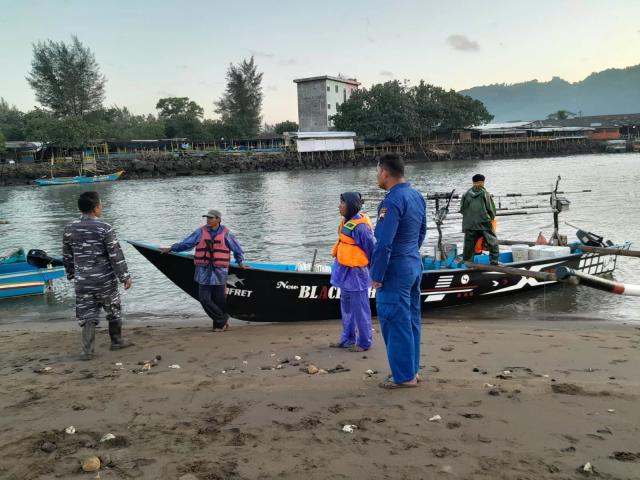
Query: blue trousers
[[376, 269, 422, 384], [338, 289, 373, 349]]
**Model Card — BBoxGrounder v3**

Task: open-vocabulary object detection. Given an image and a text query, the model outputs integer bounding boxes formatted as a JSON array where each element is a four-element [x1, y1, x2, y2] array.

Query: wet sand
[[1, 317, 639, 479]]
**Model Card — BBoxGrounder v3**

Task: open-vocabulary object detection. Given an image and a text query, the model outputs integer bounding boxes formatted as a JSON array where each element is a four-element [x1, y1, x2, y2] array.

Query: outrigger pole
[[466, 262, 640, 297], [464, 261, 556, 282], [556, 267, 640, 296]]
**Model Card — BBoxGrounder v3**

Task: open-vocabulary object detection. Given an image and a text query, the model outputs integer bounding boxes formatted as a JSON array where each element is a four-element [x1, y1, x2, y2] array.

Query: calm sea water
[[1, 153, 639, 325]]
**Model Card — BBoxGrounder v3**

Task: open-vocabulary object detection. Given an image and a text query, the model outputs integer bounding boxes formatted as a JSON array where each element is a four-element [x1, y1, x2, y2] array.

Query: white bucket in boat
[[528, 245, 552, 260], [511, 245, 529, 263], [528, 245, 571, 260], [296, 262, 331, 273], [545, 246, 571, 257]]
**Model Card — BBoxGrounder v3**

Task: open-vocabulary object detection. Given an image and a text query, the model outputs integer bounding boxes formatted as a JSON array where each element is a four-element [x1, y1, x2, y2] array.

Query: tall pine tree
[[27, 35, 105, 116], [215, 56, 263, 138]]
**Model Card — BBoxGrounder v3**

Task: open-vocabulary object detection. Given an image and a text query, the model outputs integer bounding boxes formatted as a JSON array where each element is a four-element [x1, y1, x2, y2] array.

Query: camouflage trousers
[[76, 287, 122, 327]]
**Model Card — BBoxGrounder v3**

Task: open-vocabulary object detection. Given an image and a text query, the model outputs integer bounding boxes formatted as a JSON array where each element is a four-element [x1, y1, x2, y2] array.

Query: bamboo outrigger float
[[556, 267, 640, 296]]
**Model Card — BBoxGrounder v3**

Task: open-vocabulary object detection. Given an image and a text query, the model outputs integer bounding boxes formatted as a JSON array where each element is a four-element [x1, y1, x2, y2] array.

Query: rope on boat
[[555, 267, 640, 297]]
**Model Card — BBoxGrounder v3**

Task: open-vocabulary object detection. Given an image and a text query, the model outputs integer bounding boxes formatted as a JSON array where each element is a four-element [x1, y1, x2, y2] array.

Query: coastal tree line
[[1, 35, 495, 152], [332, 80, 493, 142], [0, 36, 287, 152]]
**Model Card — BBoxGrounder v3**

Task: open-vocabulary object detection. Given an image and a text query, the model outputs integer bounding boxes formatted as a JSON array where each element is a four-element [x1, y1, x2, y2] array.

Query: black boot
[[81, 321, 96, 360], [109, 322, 133, 350]]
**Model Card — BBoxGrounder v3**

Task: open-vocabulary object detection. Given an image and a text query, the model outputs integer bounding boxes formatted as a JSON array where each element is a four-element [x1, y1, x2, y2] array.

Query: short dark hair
[[472, 174, 485, 182], [78, 191, 100, 213], [378, 153, 404, 178]]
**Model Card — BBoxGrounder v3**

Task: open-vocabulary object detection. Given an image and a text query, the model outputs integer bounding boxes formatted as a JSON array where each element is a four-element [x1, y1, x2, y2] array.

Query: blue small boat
[[0, 248, 66, 299], [35, 170, 125, 186]]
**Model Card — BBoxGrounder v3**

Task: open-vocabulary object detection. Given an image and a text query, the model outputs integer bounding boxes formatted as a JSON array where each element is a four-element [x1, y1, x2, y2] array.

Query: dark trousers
[[198, 284, 228, 328], [463, 229, 500, 262]]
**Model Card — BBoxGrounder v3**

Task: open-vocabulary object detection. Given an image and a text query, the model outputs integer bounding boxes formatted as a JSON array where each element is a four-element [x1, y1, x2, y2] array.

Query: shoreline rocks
[[0, 141, 597, 187]]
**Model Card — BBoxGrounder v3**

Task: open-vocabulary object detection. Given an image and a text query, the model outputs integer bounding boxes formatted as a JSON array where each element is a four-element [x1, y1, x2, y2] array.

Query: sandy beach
[[1, 317, 639, 480]]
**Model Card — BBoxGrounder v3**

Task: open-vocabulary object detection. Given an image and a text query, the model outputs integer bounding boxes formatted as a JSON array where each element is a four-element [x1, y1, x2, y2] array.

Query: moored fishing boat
[[127, 239, 628, 322], [129, 176, 637, 322], [0, 248, 65, 299], [35, 170, 124, 186]]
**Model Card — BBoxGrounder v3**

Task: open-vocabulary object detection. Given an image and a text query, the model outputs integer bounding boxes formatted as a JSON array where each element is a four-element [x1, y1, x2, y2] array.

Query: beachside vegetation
[[332, 80, 493, 142], [26, 36, 106, 116], [215, 56, 263, 138]]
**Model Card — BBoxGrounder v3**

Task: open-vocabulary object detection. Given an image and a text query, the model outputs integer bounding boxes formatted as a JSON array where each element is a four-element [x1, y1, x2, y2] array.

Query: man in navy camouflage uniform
[[63, 191, 132, 360]]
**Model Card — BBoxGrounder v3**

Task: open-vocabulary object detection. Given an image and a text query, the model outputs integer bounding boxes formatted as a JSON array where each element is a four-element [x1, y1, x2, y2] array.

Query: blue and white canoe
[[0, 248, 66, 299], [35, 171, 124, 186]]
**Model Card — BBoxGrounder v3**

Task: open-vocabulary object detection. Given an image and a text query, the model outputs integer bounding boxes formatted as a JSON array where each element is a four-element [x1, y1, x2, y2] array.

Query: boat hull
[[35, 171, 124, 186], [129, 242, 618, 322], [0, 263, 65, 299]]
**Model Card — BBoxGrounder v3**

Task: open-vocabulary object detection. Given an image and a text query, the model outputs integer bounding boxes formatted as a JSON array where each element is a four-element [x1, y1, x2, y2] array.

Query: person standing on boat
[[370, 153, 427, 389], [460, 174, 500, 265], [329, 192, 375, 352], [63, 191, 133, 360], [161, 209, 245, 332]]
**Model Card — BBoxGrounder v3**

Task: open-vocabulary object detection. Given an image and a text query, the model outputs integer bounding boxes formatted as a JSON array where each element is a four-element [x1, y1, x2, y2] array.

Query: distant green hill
[[460, 64, 640, 122]]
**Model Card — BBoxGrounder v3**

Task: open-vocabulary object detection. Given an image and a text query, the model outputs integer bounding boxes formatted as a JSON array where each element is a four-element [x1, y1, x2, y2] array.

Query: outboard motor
[[575, 229, 613, 248], [27, 249, 64, 268]]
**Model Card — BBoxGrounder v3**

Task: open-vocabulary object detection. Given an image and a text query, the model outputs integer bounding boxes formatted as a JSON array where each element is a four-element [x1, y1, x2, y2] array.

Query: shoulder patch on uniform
[[379, 207, 388, 220]]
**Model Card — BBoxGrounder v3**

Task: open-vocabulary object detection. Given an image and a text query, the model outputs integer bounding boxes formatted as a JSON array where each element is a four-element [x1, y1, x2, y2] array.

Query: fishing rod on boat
[[364, 188, 591, 204], [434, 189, 455, 260], [495, 189, 592, 198]]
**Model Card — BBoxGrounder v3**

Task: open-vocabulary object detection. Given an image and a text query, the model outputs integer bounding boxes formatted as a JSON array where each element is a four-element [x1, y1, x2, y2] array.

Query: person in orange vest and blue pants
[[330, 192, 375, 352], [161, 209, 245, 331]]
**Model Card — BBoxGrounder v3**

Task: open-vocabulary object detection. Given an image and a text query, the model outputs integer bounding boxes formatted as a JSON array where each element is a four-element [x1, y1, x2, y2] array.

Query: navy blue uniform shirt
[[370, 183, 427, 283]]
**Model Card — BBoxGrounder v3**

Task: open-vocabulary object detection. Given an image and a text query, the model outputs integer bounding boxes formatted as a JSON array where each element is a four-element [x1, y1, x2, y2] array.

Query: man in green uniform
[[460, 174, 500, 265], [63, 191, 133, 360]]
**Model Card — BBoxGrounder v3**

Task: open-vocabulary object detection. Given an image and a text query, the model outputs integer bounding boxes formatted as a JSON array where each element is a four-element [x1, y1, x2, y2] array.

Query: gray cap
[[202, 209, 221, 218]]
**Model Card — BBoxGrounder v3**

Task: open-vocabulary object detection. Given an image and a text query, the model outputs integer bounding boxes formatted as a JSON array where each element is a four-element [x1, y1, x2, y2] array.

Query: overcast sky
[[1, 0, 639, 123]]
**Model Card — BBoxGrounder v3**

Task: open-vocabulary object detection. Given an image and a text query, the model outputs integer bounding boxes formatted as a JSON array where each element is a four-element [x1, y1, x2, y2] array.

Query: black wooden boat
[[130, 177, 637, 322], [128, 240, 623, 322]]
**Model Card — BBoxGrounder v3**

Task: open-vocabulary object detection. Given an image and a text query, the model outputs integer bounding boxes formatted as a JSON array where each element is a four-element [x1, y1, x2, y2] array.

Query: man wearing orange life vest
[[329, 192, 375, 352], [161, 209, 245, 331]]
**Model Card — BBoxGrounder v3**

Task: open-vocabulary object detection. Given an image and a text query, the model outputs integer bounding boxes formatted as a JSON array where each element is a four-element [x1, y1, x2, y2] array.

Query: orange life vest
[[474, 219, 497, 254], [331, 213, 373, 267], [194, 226, 230, 267]]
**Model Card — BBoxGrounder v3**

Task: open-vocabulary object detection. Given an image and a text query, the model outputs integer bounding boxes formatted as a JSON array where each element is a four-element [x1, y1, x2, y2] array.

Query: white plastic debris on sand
[[100, 433, 116, 442]]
